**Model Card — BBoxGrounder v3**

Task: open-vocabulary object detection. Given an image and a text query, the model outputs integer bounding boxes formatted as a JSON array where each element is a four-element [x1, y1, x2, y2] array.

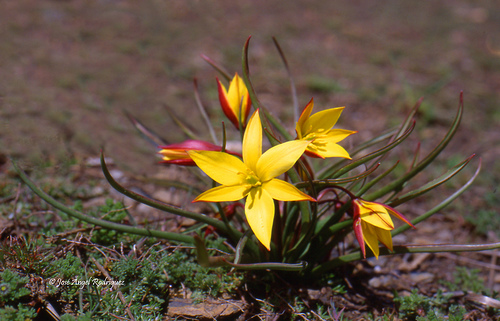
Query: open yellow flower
[[217, 73, 252, 130], [189, 110, 315, 250], [352, 199, 414, 259], [295, 98, 356, 159]]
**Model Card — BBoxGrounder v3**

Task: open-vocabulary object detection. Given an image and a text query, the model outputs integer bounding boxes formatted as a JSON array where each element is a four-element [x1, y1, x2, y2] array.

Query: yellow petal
[[302, 107, 344, 136], [256, 140, 310, 182], [362, 222, 381, 259], [296, 99, 314, 139], [263, 179, 314, 201], [307, 139, 352, 159], [194, 185, 250, 203], [224, 73, 250, 127], [227, 73, 245, 116], [385, 206, 415, 228], [189, 150, 248, 186], [322, 129, 357, 143], [159, 149, 188, 161], [242, 110, 262, 172], [376, 227, 394, 252], [358, 200, 394, 230], [245, 187, 274, 250]]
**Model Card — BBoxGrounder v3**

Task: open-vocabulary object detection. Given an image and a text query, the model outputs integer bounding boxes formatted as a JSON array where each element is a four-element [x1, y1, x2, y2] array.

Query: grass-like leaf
[[320, 121, 415, 179], [364, 92, 464, 201], [388, 154, 475, 207], [12, 158, 195, 244], [124, 110, 168, 146], [100, 151, 235, 236]]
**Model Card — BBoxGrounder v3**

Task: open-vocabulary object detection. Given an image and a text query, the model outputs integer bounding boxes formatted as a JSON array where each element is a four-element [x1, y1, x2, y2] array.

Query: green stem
[[364, 94, 463, 201], [312, 240, 500, 276], [224, 260, 306, 271], [392, 157, 481, 236], [101, 154, 229, 232], [12, 159, 195, 244], [242, 36, 293, 141]]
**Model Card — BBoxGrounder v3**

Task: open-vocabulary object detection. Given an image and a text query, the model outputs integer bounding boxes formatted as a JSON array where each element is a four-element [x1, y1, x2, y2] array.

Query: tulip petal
[[194, 185, 250, 203], [306, 139, 352, 159], [263, 179, 314, 201], [243, 110, 262, 172], [361, 211, 394, 230], [357, 200, 394, 230], [322, 129, 357, 143], [303, 107, 344, 135], [245, 187, 274, 250], [227, 73, 247, 118], [256, 140, 310, 182], [159, 149, 189, 161], [362, 222, 381, 259], [189, 151, 248, 186], [296, 98, 314, 139], [242, 93, 252, 125], [217, 78, 239, 129], [385, 206, 415, 228], [376, 227, 394, 252], [353, 217, 367, 258]]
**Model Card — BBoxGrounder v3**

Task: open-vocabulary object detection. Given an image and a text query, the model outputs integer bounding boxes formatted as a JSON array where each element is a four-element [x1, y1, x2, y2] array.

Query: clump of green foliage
[[466, 191, 500, 238], [394, 290, 467, 321], [442, 266, 487, 294], [0, 269, 31, 303], [0, 269, 37, 320], [0, 235, 53, 276], [0, 303, 37, 321], [89, 199, 132, 245]]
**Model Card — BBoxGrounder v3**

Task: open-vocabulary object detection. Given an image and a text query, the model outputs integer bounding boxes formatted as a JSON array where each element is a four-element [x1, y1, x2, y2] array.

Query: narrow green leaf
[[319, 98, 421, 179], [234, 231, 251, 265], [164, 104, 199, 139], [272, 36, 299, 123], [296, 163, 380, 189], [223, 259, 307, 271], [364, 92, 464, 201], [312, 228, 497, 276], [388, 154, 475, 207], [124, 110, 169, 146], [194, 234, 234, 267], [321, 121, 415, 179], [201, 54, 232, 82], [392, 157, 481, 236], [193, 78, 218, 145], [242, 36, 293, 141], [12, 158, 195, 244], [317, 129, 396, 179], [100, 151, 232, 234], [356, 161, 400, 197]]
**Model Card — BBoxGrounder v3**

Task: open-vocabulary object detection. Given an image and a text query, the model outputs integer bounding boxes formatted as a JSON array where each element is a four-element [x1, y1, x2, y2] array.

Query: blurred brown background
[[1, 1, 498, 187]]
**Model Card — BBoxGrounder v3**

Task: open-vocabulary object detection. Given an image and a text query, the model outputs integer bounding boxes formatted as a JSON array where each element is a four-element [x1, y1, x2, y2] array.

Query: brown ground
[[1, 0, 500, 319]]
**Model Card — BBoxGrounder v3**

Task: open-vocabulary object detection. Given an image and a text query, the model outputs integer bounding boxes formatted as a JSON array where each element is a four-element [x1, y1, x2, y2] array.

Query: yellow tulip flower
[[295, 98, 356, 159], [189, 110, 315, 250], [352, 199, 414, 259]]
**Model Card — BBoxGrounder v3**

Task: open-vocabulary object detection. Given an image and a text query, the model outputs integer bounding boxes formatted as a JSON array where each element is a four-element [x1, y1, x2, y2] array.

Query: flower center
[[245, 172, 261, 187]]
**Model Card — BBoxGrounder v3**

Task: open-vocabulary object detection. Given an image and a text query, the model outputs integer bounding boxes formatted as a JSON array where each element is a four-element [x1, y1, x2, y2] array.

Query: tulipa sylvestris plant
[[14, 36, 495, 279]]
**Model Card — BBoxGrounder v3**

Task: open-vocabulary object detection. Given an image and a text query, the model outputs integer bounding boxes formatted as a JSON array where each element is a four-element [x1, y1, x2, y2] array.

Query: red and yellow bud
[[159, 140, 240, 166], [217, 73, 252, 130]]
